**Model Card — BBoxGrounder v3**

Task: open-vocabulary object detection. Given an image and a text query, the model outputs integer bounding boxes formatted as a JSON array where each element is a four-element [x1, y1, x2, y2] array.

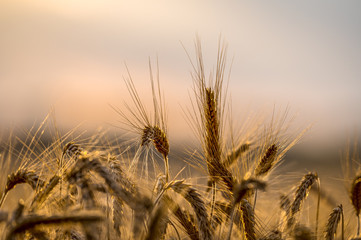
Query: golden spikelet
[[203, 88, 234, 191], [351, 175, 361, 216], [31, 174, 60, 209], [224, 143, 250, 167], [325, 204, 343, 240], [164, 195, 200, 240], [62, 142, 83, 159], [287, 173, 318, 230], [141, 125, 169, 159], [0, 168, 45, 207], [5, 168, 44, 194], [204, 88, 221, 167], [290, 173, 318, 216], [226, 178, 265, 240], [171, 180, 212, 240], [280, 194, 291, 212], [255, 144, 278, 177]]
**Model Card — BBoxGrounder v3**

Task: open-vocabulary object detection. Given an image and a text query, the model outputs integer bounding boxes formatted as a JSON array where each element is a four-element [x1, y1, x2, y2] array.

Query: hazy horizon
[[1, 1, 361, 153]]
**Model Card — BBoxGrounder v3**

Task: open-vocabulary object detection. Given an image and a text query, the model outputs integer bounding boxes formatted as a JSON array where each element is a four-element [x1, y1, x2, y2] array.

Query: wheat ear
[[227, 178, 266, 240], [106, 156, 134, 236], [254, 144, 277, 209], [351, 175, 361, 235], [0, 168, 45, 207], [224, 143, 250, 167], [141, 125, 170, 181], [325, 204, 343, 240], [171, 180, 212, 240], [164, 195, 200, 240], [204, 88, 234, 191], [31, 174, 60, 209], [287, 172, 318, 231], [255, 144, 278, 177], [240, 199, 256, 240]]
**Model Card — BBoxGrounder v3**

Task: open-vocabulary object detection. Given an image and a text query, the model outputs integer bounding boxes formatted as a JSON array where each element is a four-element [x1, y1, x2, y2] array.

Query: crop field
[[0, 40, 359, 240]]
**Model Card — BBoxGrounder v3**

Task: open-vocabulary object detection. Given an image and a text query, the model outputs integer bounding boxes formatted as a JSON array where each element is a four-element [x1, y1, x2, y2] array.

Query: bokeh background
[[1, 1, 361, 175]]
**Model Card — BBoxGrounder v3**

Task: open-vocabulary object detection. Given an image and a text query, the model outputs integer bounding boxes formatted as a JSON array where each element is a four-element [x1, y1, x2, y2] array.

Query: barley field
[[0, 40, 359, 240]]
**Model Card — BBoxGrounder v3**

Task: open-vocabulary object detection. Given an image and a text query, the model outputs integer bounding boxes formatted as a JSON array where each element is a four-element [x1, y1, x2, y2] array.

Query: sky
[[1, 0, 361, 151]]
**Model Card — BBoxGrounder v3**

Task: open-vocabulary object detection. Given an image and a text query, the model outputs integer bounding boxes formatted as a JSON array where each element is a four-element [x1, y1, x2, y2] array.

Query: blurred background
[[1, 0, 361, 177]]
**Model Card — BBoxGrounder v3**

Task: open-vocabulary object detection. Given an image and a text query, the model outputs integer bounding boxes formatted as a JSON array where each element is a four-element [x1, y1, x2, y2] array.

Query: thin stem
[[341, 205, 344, 240], [164, 156, 169, 182], [253, 189, 258, 211], [0, 193, 7, 208], [210, 182, 216, 222], [226, 206, 236, 240], [168, 220, 181, 240], [357, 214, 360, 236], [315, 179, 321, 240]]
